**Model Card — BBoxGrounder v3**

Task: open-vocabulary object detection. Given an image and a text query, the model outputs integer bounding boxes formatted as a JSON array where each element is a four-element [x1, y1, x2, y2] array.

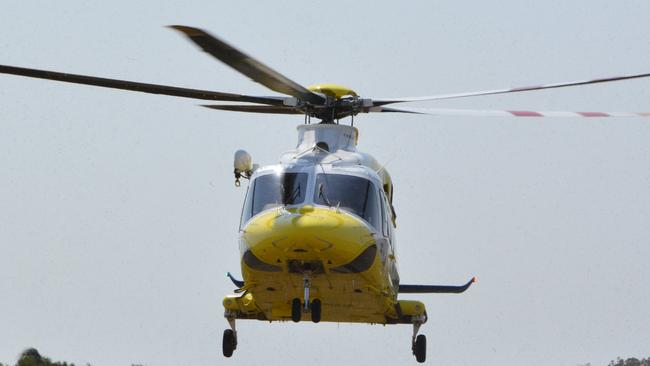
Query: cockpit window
[[242, 173, 308, 223], [314, 174, 381, 229]]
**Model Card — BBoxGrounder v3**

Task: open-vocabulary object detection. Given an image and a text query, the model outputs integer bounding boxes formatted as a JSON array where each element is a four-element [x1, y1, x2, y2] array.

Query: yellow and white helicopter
[[2, 25, 650, 363]]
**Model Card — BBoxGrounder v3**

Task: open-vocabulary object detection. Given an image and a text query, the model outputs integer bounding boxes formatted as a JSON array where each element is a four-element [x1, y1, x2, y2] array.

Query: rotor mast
[[299, 84, 371, 123]]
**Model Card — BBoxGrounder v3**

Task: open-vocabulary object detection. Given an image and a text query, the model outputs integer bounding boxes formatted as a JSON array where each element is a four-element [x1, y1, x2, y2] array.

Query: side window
[[240, 184, 254, 229], [379, 190, 389, 237], [363, 184, 381, 230], [383, 194, 393, 237]]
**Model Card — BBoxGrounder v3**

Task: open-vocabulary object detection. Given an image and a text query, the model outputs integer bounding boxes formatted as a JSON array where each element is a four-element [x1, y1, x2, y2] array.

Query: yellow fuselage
[[223, 124, 427, 325], [229, 205, 398, 323]]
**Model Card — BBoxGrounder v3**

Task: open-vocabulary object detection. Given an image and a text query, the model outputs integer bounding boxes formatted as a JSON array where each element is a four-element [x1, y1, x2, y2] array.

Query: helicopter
[[2, 25, 649, 364]]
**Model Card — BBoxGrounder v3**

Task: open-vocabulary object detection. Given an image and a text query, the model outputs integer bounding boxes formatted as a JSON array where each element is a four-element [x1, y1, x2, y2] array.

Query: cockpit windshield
[[314, 174, 381, 229], [243, 172, 308, 222]]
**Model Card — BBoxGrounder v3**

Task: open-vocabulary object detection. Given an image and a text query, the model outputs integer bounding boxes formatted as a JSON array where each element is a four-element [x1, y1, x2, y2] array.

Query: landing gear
[[291, 297, 321, 323], [310, 299, 321, 323], [222, 329, 236, 357], [292, 272, 322, 323], [291, 298, 302, 322], [222, 316, 237, 357], [411, 321, 426, 363], [413, 334, 426, 363]]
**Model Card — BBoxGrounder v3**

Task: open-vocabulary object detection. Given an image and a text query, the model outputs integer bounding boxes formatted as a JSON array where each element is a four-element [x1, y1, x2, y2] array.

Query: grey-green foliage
[[15, 348, 78, 366], [608, 358, 650, 366], [6, 347, 650, 366]]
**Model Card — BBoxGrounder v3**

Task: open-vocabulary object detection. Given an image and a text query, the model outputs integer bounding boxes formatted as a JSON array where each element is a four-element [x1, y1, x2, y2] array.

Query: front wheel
[[291, 298, 302, 322], [311, 299, 321, 323], [413, 334, 426, 363], [222, 329, 236, 357]]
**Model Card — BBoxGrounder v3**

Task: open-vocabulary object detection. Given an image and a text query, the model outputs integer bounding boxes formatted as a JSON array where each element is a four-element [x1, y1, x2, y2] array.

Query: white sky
[[1, 1, 649, 366]]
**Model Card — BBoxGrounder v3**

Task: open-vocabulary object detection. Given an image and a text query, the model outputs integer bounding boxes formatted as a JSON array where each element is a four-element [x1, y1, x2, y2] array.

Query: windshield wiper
[[286, 184, 301, 204], [318, 183, 333, 207]]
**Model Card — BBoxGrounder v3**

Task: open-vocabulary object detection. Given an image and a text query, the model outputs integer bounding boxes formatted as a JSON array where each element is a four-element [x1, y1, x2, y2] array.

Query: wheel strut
[[411, 322, 421, 350], [303, 271, 312, 311], [222, 316, 237, 357]]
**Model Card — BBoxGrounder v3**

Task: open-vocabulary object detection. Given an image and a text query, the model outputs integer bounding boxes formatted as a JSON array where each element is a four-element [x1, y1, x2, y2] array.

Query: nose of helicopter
[[240, 205, 376, 271]]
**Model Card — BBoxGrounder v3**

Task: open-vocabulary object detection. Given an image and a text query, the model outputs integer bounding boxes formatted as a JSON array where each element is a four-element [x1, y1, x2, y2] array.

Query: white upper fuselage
[[244, 123, 394, 231], [277, 123, 386, 188], [282, 124, 380, 167]]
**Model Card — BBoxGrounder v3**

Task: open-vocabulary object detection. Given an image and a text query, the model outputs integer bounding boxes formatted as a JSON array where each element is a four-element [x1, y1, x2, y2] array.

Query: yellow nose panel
[[308, 84, 357, 99], [242, 207, 374, 266]]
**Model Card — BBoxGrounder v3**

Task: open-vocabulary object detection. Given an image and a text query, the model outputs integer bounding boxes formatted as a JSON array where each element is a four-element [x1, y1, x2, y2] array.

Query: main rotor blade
[[374, 106, 650, 118], [373, 71, 650, 106], [202, 104, 303, 114], [0, 64, 287, 105], [170, 25, 326, 105]]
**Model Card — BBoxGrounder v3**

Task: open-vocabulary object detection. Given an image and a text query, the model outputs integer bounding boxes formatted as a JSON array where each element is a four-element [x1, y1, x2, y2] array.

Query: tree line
[[0, 348, 143, 366], [1, 347, 647, 366]]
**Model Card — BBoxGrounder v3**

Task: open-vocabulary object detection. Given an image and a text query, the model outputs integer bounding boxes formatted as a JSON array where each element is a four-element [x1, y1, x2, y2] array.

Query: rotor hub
[[307, 84, 357, 99]]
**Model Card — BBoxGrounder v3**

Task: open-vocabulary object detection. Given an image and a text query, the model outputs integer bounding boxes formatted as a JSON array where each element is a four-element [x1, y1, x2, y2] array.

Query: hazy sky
[[1, 1, 649, 366]]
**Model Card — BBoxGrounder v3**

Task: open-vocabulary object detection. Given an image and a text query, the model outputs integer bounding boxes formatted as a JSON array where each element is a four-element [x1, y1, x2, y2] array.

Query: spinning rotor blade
[[202, 104, 303, 114], [0, 64, 286, 105], [373, 71, 650, 105], [170, 25, 326, 105], [375, 106, 650, 118]]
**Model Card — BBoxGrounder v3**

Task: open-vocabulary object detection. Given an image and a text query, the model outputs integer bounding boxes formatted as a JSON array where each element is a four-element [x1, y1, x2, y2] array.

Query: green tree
[[608, 357, 650, 366], [15, 348, 76, 366]]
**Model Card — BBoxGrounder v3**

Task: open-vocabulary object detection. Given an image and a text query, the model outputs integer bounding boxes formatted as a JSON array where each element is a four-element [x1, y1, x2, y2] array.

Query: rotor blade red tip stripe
[[374, 106, 650, 117], [508, 111, 544, 117], [578, 112, 610, 117]]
